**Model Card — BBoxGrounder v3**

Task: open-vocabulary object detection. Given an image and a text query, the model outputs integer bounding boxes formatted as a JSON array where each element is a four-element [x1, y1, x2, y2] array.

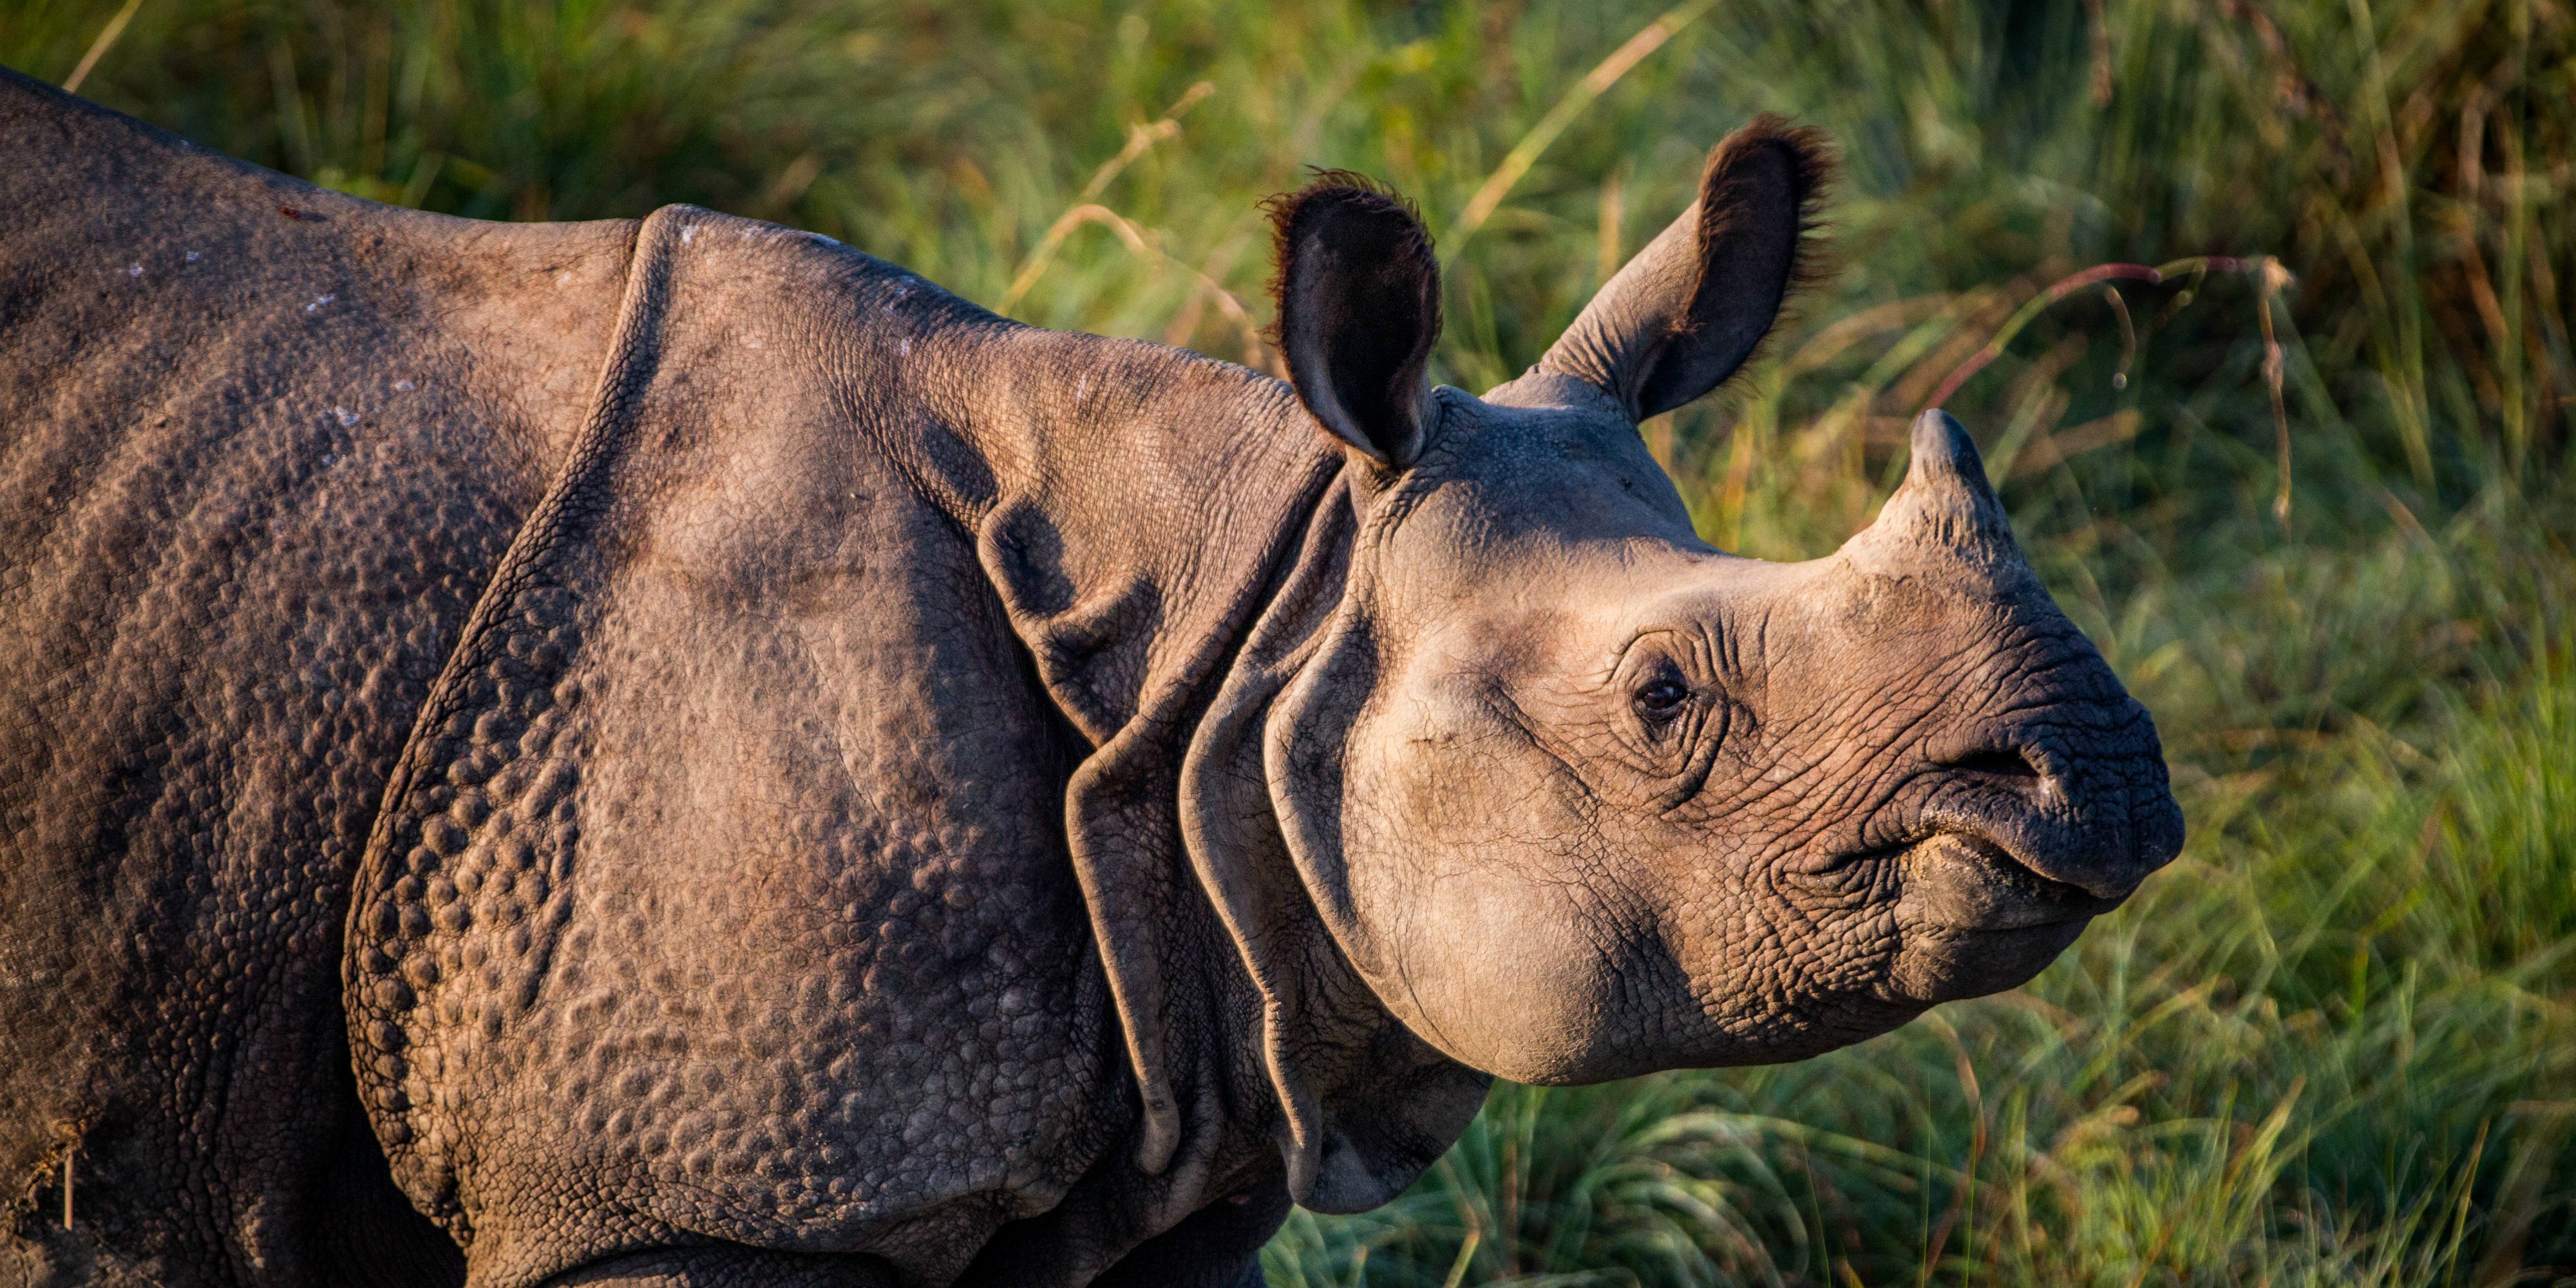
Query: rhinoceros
[[0, 66, 2181, 1288]]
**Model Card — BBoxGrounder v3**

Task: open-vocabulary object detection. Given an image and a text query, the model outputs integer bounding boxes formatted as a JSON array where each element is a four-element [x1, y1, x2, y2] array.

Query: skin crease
[[0, 70, 2180, 1288]]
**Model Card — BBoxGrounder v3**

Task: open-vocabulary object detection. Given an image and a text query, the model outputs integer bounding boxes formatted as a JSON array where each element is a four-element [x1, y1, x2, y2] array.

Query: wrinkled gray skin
[[0, 69, 2181, 1288]]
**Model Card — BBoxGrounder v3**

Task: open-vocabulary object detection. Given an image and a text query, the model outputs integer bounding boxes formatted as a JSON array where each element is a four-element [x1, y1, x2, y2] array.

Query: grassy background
[[5, 0, 2571, 1281]]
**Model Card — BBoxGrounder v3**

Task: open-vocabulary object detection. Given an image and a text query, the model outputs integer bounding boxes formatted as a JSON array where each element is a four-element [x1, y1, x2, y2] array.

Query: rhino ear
[[1538, 115, 1830, 420], [1265, 173, 1442, 468]]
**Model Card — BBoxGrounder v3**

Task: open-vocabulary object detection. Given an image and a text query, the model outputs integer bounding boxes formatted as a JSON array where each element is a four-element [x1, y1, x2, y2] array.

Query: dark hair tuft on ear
[[1531, 116, 1836, 419], [1687, 113, 1837, 366], [1258, 169, 1439, 351], [1258, 168, 1444, 464]]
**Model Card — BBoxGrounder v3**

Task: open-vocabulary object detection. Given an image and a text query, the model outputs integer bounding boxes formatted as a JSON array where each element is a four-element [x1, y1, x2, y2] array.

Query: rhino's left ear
[[1538, 115, 1831, 420], [1265, 173, 1442, 468]]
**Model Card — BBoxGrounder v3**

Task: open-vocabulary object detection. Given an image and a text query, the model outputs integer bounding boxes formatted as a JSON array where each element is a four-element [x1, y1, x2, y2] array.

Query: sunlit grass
[[6, 0, 2569, 1280]]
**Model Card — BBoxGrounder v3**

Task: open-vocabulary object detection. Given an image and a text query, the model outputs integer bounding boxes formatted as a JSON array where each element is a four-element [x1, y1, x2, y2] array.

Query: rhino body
[[0, 68, 2180, 1288]]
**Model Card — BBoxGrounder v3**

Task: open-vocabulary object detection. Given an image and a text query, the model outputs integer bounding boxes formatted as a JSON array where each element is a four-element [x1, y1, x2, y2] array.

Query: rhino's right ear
[[1538, 115, 1830, 420], [1265, 173, 1442, 468]]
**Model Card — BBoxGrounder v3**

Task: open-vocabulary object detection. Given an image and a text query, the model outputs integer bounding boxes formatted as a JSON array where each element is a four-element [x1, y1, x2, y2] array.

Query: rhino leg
[[308, 1099, 464, 1288], [1086, 1182, 1291, 1288], [540, 1248, 895, 1288]]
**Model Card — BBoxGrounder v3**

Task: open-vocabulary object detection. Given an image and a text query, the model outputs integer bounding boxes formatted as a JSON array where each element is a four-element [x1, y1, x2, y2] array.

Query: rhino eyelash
[[1633, 677, 1692, 721]]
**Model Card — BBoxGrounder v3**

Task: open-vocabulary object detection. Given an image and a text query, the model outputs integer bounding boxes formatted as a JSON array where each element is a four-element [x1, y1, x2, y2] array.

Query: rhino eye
[[1633, 678, 1690, 718]]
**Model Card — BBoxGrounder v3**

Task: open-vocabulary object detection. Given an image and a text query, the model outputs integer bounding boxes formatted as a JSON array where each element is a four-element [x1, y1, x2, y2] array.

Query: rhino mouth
[[1893, 831, 2125, 932]]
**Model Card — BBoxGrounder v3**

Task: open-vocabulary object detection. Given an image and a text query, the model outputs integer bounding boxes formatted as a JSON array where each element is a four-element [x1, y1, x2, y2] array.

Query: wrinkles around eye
[[1492, 678, 1731, 820]]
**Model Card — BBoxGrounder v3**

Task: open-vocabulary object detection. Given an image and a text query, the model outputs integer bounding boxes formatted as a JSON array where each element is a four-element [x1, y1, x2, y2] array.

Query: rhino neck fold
[[909, 321, 1331, 739], [1180, 470, 1497, 1213], [883, 316, 1467, 1209], [887, 316, 1486, 1215]]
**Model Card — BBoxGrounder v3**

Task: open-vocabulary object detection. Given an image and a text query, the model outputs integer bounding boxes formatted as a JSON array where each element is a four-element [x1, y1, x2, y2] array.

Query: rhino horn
[[1842, 410, 2034, 582]]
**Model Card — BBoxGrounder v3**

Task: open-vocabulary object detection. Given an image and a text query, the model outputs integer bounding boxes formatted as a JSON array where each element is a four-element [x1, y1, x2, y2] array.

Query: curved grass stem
[[1924, 256, 2297, 515], [1439, 0, 1717, 258]]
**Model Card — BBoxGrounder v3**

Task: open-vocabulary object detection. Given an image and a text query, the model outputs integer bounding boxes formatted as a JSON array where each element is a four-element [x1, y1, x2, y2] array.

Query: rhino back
[[0, 68, 630, 1282]]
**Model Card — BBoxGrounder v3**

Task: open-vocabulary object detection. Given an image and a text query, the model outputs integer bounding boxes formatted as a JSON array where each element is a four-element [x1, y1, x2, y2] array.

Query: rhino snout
[[1913, 705, 2184, 911]]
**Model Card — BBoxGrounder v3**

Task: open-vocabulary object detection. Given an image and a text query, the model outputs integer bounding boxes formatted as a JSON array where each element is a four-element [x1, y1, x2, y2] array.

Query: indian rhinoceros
[[0, 65, 2181, 1288]]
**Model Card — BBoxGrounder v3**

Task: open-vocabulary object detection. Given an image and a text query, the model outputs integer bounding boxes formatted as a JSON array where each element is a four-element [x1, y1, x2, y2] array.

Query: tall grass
[[5, 0, 2569, 1280]]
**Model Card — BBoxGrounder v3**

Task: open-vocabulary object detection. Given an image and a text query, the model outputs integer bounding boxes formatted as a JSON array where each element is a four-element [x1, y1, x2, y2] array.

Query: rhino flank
[[0, 66, 2181, 1288]]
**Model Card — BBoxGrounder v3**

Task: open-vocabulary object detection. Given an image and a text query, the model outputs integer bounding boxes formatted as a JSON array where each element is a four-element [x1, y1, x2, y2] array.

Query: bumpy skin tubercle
[[1, 71, 2176, 1288]]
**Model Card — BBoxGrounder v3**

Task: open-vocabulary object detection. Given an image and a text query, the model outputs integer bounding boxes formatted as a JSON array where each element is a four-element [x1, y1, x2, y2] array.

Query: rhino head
[[1250, 117, 2184, 1097]]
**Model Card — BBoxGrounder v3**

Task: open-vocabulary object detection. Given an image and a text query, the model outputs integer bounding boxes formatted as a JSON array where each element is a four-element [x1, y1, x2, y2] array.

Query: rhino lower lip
[[1896, 831, 2121, 931]]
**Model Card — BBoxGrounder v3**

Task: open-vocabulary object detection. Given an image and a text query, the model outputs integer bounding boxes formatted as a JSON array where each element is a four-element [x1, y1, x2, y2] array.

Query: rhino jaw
[[1880, 830, 2124, 1001]]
